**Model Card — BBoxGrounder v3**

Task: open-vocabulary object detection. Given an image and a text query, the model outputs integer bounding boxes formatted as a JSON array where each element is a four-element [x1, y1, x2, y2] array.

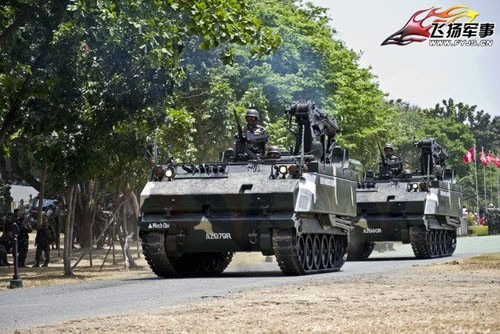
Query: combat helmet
[[246, 108, 260, 120], [267, 145, 281, 159], [384, 143, 394, 152]]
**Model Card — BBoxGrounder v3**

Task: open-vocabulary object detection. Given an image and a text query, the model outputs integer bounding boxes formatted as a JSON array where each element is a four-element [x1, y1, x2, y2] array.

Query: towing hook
[[248, 230, 258, 245]]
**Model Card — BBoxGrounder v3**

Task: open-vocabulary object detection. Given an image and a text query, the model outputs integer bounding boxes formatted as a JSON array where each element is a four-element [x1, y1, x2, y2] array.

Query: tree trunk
[[129, 191, 141, 257], [118, 189, 138, 269], [0, 0, 51, 47], [74, 182, 96, 249], [63, 186, 76, 276], [36, 162, 47, 227], [10, 144, 41, 190]]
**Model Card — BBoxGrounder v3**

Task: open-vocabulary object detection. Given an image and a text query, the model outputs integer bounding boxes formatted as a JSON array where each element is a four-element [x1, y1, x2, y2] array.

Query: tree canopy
[[1, 0, 498, 211]]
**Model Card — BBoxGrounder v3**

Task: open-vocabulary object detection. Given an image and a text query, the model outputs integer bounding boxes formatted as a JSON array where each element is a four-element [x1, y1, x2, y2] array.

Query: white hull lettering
[[363, 228, 382, 234], [319, 178, 336, 187], [206, 233, 232, 240], [148, 222, 169, 229]]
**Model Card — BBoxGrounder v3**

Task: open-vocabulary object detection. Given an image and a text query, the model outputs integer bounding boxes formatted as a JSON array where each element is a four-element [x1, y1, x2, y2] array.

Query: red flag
[[487, 153, 495, 164], [480, 149, 487, 166], [462, 147, 474, 163]]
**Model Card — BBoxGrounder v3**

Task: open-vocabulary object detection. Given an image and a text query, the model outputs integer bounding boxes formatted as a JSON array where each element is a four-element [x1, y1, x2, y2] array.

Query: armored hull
[[348, 177, 462, 260], [139, 160, 357, 276], [348, 138, 463, 260]]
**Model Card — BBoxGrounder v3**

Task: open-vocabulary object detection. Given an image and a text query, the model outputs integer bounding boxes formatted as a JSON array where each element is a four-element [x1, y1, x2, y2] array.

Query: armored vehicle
[[348, 138, 462, 260], [139, 101, 357, 276]]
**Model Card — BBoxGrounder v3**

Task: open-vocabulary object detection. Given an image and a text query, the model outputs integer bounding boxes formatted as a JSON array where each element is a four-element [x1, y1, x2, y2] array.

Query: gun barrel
[[233, 109, 245, 142]]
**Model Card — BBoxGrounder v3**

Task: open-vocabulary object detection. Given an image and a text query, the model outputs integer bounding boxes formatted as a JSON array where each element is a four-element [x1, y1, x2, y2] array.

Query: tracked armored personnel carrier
[[348, 138, 462, 260], [139, 101, 357, 276]]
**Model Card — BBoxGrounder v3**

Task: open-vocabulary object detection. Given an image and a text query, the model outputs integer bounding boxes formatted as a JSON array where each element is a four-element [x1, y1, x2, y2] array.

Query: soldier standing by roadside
[[17, 216, 31, 267], [0, 229, 14, 266], [33, 213, 55, 267]]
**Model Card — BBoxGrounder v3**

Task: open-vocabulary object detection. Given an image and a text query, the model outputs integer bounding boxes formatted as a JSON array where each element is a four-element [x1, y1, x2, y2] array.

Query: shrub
[[468, 225, 489, 236]]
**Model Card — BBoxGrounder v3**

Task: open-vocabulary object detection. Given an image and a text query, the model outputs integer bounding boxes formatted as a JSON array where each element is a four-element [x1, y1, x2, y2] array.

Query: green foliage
[[0, 0, 280, 192], [173, 0, 394, 163], [468, 225, 489, 236]]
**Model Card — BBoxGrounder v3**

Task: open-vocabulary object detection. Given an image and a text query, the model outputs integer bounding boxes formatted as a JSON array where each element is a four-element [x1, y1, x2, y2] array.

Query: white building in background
[[9, 185, 38, 212]]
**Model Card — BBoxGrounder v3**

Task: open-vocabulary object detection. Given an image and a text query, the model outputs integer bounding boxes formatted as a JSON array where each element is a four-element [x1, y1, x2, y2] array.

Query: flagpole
[[497, 172, 499, 208], [489, 161, 493, 207], [474, 144, 480, 212], [482, 147, 487, 211], [497, 171, 499, 208]]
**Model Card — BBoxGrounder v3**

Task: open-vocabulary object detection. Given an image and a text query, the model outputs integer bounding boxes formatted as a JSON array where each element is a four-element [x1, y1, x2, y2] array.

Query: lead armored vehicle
[[139, 101, 357, 276], [348, 139, 462, 260]]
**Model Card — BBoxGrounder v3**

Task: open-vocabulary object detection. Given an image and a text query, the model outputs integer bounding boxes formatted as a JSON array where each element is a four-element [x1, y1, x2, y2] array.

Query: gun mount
[[415, 138, 448, 180], [285, 101, 341, 164]]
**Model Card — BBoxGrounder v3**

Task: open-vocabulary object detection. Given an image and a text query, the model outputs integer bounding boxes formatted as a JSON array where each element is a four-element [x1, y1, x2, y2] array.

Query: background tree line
[[1, 0, 499, 272]]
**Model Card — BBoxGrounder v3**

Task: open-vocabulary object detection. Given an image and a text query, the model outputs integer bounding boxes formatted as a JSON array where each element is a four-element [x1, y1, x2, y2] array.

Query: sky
[[311, 0, 500, 117]]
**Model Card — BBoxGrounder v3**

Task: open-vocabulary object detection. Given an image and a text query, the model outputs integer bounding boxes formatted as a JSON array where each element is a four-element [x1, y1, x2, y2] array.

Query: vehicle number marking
[[206, 233, 232, 240]]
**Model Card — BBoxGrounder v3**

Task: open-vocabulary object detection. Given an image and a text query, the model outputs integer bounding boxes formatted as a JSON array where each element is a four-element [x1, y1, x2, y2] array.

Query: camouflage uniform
[[17, 217, 32, 267], [244, 109, 269, 155], [245, 124, 269, 154], [383, 143, 402, 175], [0, 230, 14, 266], [33, 217, 55, 267]]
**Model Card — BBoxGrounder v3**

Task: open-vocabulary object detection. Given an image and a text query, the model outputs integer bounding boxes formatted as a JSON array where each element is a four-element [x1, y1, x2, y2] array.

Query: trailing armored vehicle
[[348, 139, 462, 260], [139, 101, 357, 276]]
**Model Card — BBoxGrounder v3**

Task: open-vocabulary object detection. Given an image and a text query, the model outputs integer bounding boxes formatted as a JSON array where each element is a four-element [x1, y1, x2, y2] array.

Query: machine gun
[[233, 109, 245, 144], [285, 101, 341, 163], [377, 143, 391, 179], [415, 138, 448, 179]]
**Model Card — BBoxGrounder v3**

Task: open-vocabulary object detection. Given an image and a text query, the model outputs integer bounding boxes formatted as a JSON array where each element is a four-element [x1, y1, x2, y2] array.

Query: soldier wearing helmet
[[383, 143, 403, 175], [243, 108, 269, 155], [266, 145, 281, 159]]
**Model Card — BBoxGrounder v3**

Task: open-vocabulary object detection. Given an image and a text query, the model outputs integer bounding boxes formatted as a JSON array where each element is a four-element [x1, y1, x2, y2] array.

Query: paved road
[[1, 235, 499, 331]]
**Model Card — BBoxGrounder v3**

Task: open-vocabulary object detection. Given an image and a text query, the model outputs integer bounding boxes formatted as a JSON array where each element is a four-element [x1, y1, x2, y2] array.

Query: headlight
[[278, 165, 288, 176], [164, 166, 176, 180], [288, 164, 298, 176], [153, 166, 165, 179], [407, 183, 419, 192], [419, 182, 428, 191]]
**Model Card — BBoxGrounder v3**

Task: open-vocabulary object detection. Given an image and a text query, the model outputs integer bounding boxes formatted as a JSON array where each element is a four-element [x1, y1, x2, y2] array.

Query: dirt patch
[[4, 251, 500, 334]]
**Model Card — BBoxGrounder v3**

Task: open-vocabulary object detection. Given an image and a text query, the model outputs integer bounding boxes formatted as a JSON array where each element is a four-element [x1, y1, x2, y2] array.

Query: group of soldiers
[[486, 207, 500, 235], [0, 208, 57, 268]]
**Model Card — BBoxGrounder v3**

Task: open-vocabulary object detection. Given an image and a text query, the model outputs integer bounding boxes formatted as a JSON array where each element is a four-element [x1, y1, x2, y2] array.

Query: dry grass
[[0, 236, 153, 291], [0, 237, 269, 291]]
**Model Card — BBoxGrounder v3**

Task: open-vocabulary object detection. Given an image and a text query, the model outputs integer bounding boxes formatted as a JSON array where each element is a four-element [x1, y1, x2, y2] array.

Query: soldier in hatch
[[383, 143, 403, 175], [244, 109, 269, 155], [266, 145, 281, 160]]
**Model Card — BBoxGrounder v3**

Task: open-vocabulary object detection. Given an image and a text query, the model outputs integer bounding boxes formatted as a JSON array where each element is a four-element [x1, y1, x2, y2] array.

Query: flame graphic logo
[[382, 6, 479, 46]]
